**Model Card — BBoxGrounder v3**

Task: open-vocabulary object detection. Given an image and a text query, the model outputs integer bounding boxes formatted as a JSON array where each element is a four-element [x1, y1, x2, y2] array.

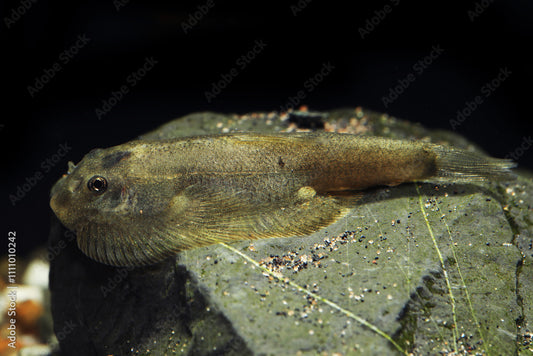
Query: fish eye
[[87, 175, 108, 194]]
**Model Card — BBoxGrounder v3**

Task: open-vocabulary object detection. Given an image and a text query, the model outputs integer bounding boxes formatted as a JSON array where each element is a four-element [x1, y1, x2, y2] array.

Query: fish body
[[50, 132, 515, 267]]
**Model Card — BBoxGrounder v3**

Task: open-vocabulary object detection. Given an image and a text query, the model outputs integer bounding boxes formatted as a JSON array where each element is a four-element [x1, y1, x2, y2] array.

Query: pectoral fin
[[77, 185, 356, 267], [161, 185, 353, 253]]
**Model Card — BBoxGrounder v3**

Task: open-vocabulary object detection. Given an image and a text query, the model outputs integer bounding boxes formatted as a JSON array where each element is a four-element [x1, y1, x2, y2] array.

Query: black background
[[3, 1, 533, 257]]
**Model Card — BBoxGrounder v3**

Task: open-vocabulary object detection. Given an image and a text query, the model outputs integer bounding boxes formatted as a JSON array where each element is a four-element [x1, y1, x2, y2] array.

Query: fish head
[[50, 147, 135, 231], [49, 143, 187, 267]]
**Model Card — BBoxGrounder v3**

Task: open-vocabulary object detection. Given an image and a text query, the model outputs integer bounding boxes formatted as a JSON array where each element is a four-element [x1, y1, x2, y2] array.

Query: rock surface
[[49, 108, 533, 355]]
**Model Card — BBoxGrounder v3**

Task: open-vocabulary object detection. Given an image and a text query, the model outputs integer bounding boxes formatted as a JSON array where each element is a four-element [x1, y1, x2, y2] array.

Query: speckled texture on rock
[[49, 108, 533, 355]]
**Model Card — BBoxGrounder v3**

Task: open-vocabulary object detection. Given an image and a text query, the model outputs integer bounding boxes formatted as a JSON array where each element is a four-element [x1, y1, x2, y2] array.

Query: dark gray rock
[[49, 108, 533, 355]]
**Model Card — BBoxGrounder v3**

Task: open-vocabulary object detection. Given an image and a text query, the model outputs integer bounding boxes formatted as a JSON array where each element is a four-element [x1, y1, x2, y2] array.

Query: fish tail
[[431, 145, 517, 181]]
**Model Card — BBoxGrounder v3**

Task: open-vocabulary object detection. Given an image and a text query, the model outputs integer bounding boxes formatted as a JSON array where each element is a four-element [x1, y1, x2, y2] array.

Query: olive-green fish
[[49, 132, 515, 267]]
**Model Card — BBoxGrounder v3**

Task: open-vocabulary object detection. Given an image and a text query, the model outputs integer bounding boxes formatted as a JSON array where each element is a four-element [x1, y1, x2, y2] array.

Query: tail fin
[[431, 145, 517, 181]]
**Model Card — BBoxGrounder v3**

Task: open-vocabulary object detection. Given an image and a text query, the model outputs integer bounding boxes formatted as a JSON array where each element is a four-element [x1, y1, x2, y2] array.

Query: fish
[[49, 132, 516, 267]]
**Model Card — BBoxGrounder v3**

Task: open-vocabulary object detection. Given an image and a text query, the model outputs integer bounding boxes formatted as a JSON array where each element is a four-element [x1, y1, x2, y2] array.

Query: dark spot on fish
[[278, 157, 285, 168], [86, 148, 104, 159], [105, 186, 128, 209], [102, 151, 132, 169]]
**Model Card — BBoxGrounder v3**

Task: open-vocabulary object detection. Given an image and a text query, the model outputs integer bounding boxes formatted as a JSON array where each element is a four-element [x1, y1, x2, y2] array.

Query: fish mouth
[[49, 193, 59, 214], [50, 175, 67, 199], [50, 175, 67, 217], [50, 191, 73, 229], [49, 175, 83, 230]]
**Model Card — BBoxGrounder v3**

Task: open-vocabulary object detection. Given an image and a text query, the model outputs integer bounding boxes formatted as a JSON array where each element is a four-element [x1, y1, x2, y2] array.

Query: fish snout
[[49, 193, 61, 216], [50, 190, 79, 231], [49, 176, 82, 229], [50, 191, 68, 224]]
